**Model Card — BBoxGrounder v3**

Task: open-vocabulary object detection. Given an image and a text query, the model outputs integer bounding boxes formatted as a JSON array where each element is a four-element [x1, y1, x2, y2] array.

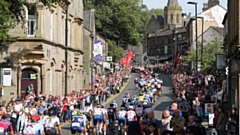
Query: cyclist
[[118, 106, 127, 133], [125, 91, 132, 98], [93, 104, 103, 134], [135, 103, 143, 122], [43, 109, 62, 135], [70, 111, 86, 135], [112, 100, 118, 109], [83, 102, 93, 132], [126, 106, 137, 122], [0, 114, 14, 135], [101, 105, 108, 135], [107, 103, 117, 132]]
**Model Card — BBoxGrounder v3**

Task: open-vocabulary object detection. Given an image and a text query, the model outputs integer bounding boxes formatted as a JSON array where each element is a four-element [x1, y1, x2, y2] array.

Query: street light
[[187, 1, 198, 72], [90, 32, 95, 90], [197, 16, 204, 65], [64, 2, 71, 96]]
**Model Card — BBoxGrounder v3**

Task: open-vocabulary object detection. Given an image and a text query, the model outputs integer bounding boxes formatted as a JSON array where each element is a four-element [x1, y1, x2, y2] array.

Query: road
[[61, 73, 174, 134]]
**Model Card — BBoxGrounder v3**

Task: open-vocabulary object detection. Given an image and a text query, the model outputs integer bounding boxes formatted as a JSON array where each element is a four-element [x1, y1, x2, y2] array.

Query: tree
[[85, 0, 150, 47], [184, 37, 223, 74], [0, 0, 57, 46], [149, 8, 164, 16], [107, 40, 124, 62]]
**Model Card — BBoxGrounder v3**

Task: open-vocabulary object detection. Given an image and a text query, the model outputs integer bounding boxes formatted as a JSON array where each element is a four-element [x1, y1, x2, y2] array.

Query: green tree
[[107, 40, 124, 62], [85, 0, 150, 47], [0, 0, 57, 46], [184, 37, 223, 74], [149, 8, 164, 15]]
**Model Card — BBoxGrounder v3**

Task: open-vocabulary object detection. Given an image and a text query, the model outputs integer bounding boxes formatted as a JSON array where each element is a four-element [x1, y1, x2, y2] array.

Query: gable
[[198, 5, 226, 27]]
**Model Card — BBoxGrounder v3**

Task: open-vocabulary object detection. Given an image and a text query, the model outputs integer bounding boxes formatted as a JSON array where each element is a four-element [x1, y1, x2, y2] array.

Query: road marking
[[102, 79, 130, 105], [61, 122, 70, 127]]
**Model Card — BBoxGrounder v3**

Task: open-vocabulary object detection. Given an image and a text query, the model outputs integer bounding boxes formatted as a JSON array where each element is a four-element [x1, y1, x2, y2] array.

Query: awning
[[156, 54, 172, 61]]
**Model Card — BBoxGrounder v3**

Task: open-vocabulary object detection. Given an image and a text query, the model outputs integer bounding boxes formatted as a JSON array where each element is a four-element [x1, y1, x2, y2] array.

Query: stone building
[[0, 0, 85, 101], [225, 0, 240, 112], [147, 0, 185, 64]]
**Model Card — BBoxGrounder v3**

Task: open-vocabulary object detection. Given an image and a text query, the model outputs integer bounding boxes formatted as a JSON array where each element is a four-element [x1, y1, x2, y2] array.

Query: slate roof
[[210, 26, 224, 35], [83, 10, 91, 30], [155, 15, 164, 25], [148, 27, 186, 37]]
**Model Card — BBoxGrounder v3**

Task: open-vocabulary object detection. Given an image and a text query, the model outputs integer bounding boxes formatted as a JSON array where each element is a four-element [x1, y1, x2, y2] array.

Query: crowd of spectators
[[163, 65, 239, 135], [0, 62, 130, 133]]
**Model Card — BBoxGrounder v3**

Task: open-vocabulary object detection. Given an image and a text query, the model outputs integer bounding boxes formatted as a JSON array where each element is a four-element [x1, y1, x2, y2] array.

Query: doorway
[[21, 68, 37, 97]]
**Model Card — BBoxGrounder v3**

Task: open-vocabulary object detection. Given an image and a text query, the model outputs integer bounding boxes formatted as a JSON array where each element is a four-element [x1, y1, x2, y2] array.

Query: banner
[[174, 51, 181, 69], [120, 58, 127, 65], [2, 68, 11, 86], [93, 40, 103, 63], [215, 53, 227, 70], [126, 51, 134, 69]]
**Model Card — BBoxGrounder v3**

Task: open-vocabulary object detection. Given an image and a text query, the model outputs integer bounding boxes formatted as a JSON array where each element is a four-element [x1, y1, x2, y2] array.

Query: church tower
[[164, 0, 182, 29]]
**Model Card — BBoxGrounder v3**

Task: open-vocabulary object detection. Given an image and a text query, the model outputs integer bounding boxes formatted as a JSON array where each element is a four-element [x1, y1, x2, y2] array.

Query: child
[[147, 122, 158, 135]]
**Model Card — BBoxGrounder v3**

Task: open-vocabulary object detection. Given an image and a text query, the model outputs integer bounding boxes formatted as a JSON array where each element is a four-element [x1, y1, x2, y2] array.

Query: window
[[27, 6, 36, 36], [168, 36, 171, 43], [176, 14, 179, 23], [171, 14, 173, 24], [164, 46, 168, 54]]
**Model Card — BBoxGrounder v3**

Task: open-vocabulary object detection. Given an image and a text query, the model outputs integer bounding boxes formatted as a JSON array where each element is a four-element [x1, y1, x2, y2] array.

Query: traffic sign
[[107, 56, 112, 61]]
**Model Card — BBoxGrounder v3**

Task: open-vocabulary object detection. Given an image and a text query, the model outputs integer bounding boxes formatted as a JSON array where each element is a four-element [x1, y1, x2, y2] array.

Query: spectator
[[227, 107, 239, 135], [170, 109, 185, 133], [146, 110, 163, 135], [161, 110, 173, 132], [216, 106, 228, 135], [195, 117, 206, 135]]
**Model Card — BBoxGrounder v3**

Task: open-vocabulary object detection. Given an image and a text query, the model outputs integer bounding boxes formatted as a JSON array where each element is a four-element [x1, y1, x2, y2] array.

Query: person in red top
[[0, 114, 14, 135], [62, 95, 69, 122]]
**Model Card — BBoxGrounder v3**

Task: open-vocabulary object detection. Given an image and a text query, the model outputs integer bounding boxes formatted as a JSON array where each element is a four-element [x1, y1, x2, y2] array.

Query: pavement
[[61, 73, 213, 134]]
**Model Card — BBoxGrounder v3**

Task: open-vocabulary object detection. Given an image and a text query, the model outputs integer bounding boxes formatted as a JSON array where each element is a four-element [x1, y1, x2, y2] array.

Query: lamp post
[[197, 16, 204, 65], [64, 4, 70, 96], [90, 32, 94, 90], [188, 1, 198, 72]]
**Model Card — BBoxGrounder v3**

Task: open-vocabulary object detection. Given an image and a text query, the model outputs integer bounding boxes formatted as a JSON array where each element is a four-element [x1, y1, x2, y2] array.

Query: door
[[21, 68, 37, 97]]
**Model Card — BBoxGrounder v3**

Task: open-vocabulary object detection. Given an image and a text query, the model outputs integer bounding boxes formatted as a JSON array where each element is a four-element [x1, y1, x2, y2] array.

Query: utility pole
[[64, 8, 68, 96]]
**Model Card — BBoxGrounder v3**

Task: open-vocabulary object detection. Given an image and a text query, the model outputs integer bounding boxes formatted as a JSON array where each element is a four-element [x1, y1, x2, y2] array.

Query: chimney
[[202, 3, 208, 11]]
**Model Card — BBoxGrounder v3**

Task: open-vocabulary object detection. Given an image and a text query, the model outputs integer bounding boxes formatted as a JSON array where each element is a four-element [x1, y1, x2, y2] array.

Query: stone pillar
[[17, 71, 22, 96], [36, 3, 44, 38]]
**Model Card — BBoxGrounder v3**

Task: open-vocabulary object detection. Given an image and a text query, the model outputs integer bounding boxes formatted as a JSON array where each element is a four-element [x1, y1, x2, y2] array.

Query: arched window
[[176, 14, 179, 23], [171, 14, 173, 24], [21, 68, 37, 79]]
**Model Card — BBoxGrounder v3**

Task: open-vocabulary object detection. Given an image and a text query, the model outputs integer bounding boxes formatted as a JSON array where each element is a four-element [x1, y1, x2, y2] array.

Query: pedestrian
[[227, 107, 239, 135]]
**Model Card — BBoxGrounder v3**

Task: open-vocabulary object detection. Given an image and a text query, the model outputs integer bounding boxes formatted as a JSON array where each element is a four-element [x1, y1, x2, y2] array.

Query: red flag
[[120, 58, 127, 65]]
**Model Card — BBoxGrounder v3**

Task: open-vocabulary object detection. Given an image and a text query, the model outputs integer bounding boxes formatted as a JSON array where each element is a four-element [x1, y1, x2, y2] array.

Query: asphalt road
[[61, 73, 175, 134]]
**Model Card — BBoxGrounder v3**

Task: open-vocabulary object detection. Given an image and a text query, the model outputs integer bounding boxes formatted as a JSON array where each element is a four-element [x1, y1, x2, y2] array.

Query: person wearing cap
[[195, 117, 206, 135], [0, 114, 14, 135], [23, 115, 44, 135]]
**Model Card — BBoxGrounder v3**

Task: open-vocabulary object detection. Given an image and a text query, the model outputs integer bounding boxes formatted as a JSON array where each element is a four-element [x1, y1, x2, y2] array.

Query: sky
[[143, 0, 227, 15]]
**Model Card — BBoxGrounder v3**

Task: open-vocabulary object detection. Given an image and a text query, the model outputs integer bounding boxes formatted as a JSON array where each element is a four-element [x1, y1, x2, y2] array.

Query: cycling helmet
[[77, 111, 82, 116], [110, 103, 114, 107], [112, 100, 116, 103], [129, 106, 133, 110], [48, 109, 56, 116], [121, 106, 126, 110], [102, 105, 105, 108]]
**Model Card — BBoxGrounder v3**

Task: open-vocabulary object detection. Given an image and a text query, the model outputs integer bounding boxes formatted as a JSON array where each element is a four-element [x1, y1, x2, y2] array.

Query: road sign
[[107, 56, 112, 61]]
